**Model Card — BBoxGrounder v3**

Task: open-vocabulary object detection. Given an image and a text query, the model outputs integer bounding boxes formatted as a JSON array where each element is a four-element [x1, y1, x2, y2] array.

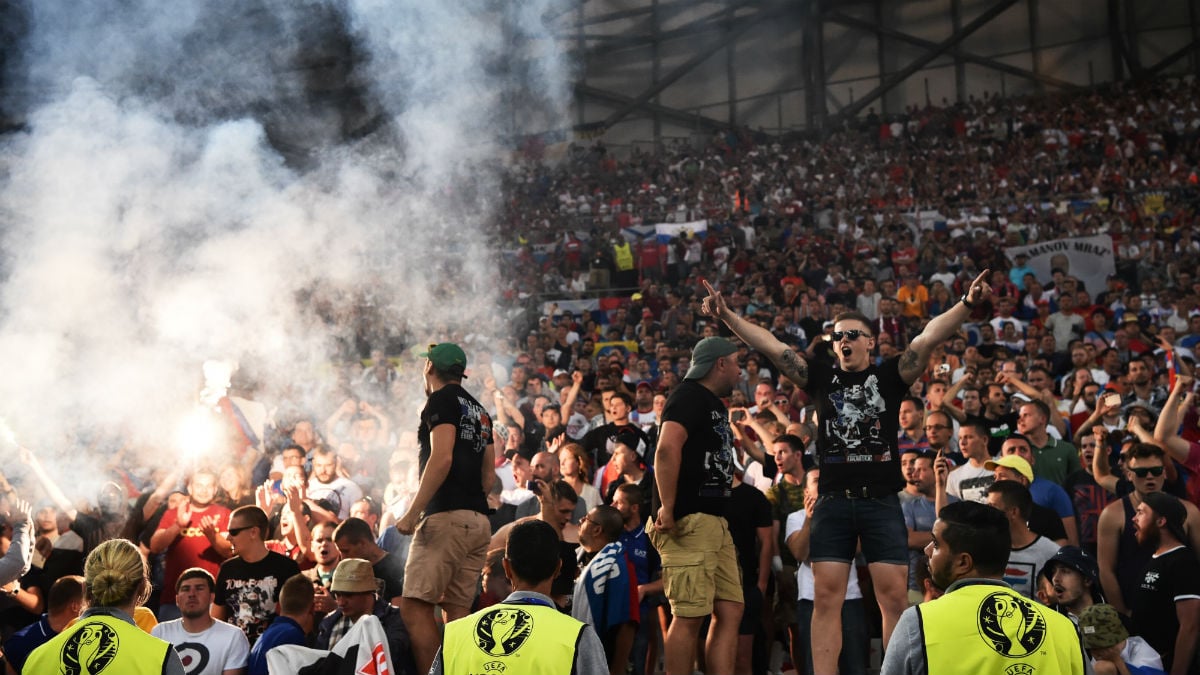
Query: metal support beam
[[875, 0, 888, 116], [1145, 39, 1200, 76], [726, 0, 737, 126], [574, 84, 730, 133], [651, 0, 662, 145], [826, 4, 1076, 94], [1028, 0, 1042, 93], [951, 0, 965, 103], [598, 0, 791, 131], [1191, 0, 1200, 75], [1125, 0, 1142, 72], [802, 0, 824, 128], [831, 0, 1019, 124], [567, 0, 761, 59]]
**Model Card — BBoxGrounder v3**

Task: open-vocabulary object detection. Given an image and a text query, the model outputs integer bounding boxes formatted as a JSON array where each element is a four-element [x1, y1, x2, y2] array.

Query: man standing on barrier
[[702, 271, 992, 675]]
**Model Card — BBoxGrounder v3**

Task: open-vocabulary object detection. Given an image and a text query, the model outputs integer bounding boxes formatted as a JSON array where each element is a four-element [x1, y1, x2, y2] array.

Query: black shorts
[[809, 493, 907, 565]]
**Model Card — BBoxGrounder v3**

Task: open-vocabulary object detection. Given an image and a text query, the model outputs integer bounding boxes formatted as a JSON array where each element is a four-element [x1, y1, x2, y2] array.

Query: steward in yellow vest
[[429, 520, 608, 675], [613, 241, 634, 272], [25, 538, 186, 675], [26, 609, 178, 675], [880, 501, 1086, 675]]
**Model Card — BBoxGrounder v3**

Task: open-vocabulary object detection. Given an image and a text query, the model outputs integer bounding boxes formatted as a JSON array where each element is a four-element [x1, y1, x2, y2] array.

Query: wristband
[[960, 293, 978, 310]]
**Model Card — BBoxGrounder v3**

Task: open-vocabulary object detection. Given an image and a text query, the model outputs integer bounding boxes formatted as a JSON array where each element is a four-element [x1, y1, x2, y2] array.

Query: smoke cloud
[[0, 0, 573, 493]]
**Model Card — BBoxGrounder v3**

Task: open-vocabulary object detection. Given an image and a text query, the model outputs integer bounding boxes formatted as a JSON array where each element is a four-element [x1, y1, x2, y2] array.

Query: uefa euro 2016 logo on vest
[[473, 608, 534, 657], [977, 591, 1048, 674], [61, 622, 120, 675]]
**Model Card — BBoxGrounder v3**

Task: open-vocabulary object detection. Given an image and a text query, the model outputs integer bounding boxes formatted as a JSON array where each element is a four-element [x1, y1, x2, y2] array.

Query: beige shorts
[[402, 510, 490, 609], [647, 512, 743, 618]]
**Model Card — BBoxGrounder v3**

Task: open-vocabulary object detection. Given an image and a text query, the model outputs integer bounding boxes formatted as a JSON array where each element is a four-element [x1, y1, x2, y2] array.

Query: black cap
[[1041, 545, 1100, 585], [1142, 492, 1189, 544]]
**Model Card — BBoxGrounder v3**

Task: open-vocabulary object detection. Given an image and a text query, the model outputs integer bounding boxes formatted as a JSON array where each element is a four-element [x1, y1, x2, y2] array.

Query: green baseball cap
[[1077, 604, 1127, 649], [419, 342, 468, 377], [684, 337, 738, 380]]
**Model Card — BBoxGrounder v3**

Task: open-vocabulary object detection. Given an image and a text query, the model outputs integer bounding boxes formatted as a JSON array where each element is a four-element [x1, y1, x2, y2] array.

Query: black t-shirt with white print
[[1130, 545, 1200, 669], [419, 383, 492, 515], [659, 380, 736, 520], [807, 355, 909, 493]]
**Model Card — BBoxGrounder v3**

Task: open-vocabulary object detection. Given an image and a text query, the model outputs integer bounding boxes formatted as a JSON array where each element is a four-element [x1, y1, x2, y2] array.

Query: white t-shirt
[[785, 510, 863, 601], [151, 618, 250, 675], [946, 463, 994, 504], [1003, 535, 1060, 599], [307, 476, 364, 520]]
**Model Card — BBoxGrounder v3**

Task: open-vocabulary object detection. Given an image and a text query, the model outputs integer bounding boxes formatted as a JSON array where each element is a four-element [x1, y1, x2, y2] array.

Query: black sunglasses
[[227, 525, 253, 537], [831, 330, 868, 342], [1130, 466, 1164, 478]]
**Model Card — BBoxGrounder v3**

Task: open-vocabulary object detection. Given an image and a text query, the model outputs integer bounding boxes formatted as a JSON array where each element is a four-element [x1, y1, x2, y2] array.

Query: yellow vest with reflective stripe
[[443, 602, 583, 675], [919, 582, 1084, 675], [25, 613, 172, 675], [613, 242, 634, 271]]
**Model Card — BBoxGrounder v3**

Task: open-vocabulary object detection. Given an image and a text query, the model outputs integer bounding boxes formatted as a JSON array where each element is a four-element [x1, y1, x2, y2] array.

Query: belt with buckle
[[840, 486, 887, 499]]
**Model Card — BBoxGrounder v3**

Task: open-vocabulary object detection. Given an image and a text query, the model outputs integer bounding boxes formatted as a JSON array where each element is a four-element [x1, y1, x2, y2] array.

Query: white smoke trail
[[0, 0, 574, 497]]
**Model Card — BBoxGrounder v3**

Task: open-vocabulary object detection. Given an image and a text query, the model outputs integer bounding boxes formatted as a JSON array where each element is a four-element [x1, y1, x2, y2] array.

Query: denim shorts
[[809, 492, 907, 565]]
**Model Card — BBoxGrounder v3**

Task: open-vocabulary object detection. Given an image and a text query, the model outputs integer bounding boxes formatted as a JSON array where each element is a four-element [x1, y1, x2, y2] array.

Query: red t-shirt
[[158, 503, 231, 604]]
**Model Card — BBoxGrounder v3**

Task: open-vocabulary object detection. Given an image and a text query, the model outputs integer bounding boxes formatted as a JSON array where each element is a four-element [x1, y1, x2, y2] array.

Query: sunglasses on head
[[1130, 466, 1164, 478], [831, 330, 867, 342]]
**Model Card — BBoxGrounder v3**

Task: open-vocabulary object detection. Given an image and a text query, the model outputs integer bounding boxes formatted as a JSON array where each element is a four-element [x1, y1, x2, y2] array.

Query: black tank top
[[1117, 495, 1153, 605]]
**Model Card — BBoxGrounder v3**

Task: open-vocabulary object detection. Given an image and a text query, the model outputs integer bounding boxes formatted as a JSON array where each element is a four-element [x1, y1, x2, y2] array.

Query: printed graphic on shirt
[[456, 397, 492, 454], [474, 608, 533, 656], [701, 411, 736, 497], [224, 577, 279, 642], [1000, 560, 1043, 599], [976, 592, 1047, 658], [61, 623, 119, 675], [958, 475, 996, 504], [823, 374, 889, 463], [174, 642, 210, 675]]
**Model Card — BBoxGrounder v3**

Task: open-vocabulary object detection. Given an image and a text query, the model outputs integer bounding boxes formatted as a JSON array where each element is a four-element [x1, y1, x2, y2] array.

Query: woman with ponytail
[[25, 538, 186, 675]]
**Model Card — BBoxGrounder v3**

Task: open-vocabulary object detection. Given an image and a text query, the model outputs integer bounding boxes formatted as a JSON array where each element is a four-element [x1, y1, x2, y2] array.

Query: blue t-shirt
[[247, 615, 306, 675], [1030, 477, 1075, 519], [3, 614, 57, 673]]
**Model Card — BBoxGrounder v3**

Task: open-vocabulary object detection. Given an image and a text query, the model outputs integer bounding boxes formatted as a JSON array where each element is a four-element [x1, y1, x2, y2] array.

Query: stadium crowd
[[2, 75, 1200, 674]]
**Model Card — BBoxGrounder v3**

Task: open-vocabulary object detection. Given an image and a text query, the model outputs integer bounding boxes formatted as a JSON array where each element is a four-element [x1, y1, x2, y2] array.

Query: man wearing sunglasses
[[702, 270, 993, 675], [1097, 443, 1200, 618]]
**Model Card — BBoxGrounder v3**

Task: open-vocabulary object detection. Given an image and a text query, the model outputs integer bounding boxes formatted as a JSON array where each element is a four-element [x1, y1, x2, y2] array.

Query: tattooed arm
[[899, 270, 992, 384], [702, 280, 809, 389]]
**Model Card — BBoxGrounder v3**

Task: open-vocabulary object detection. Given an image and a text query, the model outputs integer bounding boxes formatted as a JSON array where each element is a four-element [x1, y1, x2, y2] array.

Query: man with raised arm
[[701, 271, 992, 674]]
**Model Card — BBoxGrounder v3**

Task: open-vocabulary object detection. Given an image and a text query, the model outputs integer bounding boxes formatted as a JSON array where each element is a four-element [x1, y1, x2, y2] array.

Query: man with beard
[[153, 568, 250, 675], [1129, 493, 1200, 675], [902, 452, 956, 605], [306, 447, 363, 522], [648, 336, 744, 675], [880, 501, 1085, 675], [150, 469, 232, 621], [1041, 546, 1103, 620], [1097, 444, 1200, 617], [704, 271, 994, 673]]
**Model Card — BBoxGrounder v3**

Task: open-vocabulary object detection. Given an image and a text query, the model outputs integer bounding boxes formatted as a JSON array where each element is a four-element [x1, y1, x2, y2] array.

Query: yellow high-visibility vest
[[919, 581, 1084, 675], [443, 601, 584, 675], [613, 242, 635, 271], [26, 612, 173, 675]]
